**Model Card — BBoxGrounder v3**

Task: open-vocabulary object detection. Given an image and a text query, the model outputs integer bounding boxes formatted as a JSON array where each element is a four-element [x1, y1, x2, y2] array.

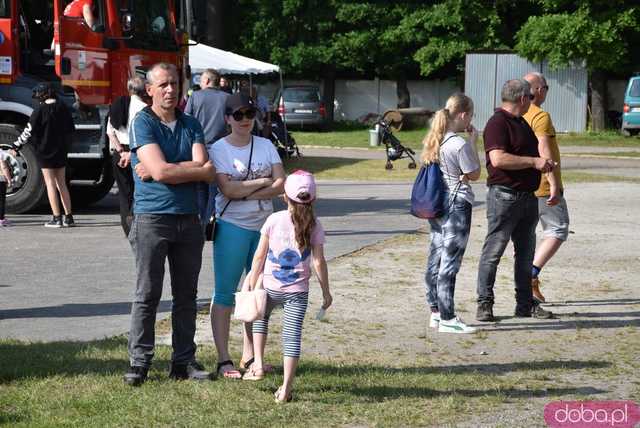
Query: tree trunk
[[205, 0, 226, 48], [322, 69, 336, 123], [396, 77, 410, 108], [589, 69, 606, 131]]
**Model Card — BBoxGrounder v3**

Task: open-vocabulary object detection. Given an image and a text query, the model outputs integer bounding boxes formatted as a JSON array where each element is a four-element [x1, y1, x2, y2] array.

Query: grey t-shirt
[[184, 88, 229, 144], [439, 132, 480, 204]]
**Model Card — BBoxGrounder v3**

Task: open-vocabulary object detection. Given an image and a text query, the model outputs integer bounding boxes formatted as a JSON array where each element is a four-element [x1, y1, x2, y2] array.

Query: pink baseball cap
[[284, 170, 316, 204]]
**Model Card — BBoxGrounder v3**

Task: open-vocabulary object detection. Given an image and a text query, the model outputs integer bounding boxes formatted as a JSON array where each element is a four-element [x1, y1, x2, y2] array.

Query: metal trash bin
[[369, 128, 380, 147]]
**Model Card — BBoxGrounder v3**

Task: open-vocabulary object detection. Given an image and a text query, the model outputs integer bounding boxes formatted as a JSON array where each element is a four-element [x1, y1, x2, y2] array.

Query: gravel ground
[[158, 181, 639, 426]]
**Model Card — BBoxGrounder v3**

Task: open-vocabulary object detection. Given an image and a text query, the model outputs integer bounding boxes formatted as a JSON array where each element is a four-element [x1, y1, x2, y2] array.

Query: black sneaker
[[169, 361, 213, 381], [515, 303, 554, 319], [44, 216, 63, 228], [63, 214, 75, 227], [476, 302, 495, 322], [123, 365, 148, 386], [531, 304, 553, 319]]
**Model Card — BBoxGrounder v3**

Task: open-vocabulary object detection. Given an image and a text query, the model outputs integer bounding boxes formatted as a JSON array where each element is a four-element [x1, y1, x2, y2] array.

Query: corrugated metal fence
[[465, 53, 588, 132]]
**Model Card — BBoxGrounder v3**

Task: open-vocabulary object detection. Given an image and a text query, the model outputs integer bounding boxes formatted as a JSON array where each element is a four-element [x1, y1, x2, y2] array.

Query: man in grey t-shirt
[[185, 69, 229, 227]]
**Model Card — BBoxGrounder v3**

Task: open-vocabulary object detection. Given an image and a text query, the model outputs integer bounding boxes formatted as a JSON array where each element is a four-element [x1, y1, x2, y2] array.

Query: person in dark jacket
[[107, 76, 149, 236], [13, 83, 75, 227]]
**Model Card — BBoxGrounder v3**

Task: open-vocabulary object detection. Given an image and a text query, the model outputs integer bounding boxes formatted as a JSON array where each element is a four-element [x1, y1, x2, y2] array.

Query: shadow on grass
[[0, 298, 210, 320], [298, 359, 610, 377], [284, 156, 366, 175], [346, 385, 606, 401], [0, 337, 135, 382]]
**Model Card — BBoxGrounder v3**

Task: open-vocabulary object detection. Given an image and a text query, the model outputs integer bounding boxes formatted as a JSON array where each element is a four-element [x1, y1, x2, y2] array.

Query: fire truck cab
[[0, 0, 190, 213]]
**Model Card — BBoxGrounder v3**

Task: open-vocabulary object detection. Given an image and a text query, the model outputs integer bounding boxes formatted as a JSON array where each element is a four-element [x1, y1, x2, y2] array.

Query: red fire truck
[[0, 0, 193, 212]]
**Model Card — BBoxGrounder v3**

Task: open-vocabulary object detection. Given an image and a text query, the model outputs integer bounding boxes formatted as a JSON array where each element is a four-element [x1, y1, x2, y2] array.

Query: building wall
[[257, 78, 460, 122], [465, 53, 588, 133]]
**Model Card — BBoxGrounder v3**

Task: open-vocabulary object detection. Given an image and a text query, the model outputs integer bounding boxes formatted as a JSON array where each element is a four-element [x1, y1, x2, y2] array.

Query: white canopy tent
[[188, 41, 280, 75], [187, 41, 292, 149]]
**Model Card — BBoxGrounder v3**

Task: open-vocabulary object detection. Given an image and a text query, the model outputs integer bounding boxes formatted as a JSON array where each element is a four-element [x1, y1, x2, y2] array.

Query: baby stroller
[[267, 111, 300, 159], [376, 120, 417, 170]]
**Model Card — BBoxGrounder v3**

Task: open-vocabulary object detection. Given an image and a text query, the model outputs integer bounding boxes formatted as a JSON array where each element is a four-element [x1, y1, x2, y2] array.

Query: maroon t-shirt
[[483, 108, 541, 192]]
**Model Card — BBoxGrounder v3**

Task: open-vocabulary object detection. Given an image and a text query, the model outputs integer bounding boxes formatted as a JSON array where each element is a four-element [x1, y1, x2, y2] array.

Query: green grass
[[569, 151, 640, 158], [284, 156, 420, 181], [295, 128, 426, 151], [0, 338, 618, 427], [559, 171, 640, 183], [283, 156, 640, 183], [292, 127, 640, 150], [557, 131, 640, 147]]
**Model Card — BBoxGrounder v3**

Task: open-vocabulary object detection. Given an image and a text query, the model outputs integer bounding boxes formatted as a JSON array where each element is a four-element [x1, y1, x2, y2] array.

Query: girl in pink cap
[[244, 170, 332, 403]]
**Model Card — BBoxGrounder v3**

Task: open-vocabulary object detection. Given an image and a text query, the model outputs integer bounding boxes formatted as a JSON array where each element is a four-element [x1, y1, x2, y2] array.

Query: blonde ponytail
[[421, 109, 449, 164], [420, 93, 474, 165]]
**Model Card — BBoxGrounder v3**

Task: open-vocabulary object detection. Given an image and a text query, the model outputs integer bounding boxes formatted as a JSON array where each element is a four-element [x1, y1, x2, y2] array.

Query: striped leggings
[[252, 289, 308, 358]]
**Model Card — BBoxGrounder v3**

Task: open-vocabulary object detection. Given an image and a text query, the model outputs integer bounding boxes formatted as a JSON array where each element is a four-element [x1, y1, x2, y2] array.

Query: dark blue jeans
[[425, 196, 473, 321], [128, 213, 204, 368], [476, 185, 538, 311]]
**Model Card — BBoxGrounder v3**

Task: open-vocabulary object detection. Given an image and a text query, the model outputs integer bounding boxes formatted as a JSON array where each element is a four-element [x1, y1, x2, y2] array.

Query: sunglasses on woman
[[231, 109, 257, 121]]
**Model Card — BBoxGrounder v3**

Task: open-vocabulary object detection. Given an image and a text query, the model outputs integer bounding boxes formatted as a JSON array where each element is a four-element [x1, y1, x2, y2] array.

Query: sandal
[[242, 365, 265, 381], [240, 357, 274, 373], [216, 360, 242, 379], [274, 386, 293, 403]]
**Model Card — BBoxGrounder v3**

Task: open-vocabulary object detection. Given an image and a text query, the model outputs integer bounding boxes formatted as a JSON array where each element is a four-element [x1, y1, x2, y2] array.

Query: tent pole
[[279, 70, 289, 149]]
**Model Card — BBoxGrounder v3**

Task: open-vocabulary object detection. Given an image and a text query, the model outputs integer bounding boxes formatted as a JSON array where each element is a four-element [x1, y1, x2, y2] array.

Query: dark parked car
[[274, 86, 326, 129]]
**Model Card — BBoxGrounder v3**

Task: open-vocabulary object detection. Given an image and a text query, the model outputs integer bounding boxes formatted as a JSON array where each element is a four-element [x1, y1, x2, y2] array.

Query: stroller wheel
[[385, 161, 393, 170], [408, 162, 417, 169]]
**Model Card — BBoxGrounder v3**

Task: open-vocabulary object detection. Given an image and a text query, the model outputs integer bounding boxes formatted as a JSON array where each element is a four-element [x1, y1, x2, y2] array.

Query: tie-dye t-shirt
[[260, 210, 325, 293]]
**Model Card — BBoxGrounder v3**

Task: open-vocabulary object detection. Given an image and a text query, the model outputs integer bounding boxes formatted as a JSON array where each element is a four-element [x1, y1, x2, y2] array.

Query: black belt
[[492, 185, 533, 196]]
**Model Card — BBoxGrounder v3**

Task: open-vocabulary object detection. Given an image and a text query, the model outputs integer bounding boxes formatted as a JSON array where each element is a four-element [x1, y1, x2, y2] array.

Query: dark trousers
[[127, 213, 204, 368], [0, 181, 6, 219], [112, 151, 134, 237], [476, 185, 539, 311]]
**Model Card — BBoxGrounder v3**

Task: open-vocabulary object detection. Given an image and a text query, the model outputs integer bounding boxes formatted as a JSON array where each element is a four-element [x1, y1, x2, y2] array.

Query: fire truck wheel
[[0, 124, 48, 213]]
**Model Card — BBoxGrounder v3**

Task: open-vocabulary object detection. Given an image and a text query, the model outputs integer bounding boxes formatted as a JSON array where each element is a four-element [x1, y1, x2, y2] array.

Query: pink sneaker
[[0, 218, 11, 227]]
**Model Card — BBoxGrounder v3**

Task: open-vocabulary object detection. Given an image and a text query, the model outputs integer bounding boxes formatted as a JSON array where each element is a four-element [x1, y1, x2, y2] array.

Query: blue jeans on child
[[425, 196, 473, 321]]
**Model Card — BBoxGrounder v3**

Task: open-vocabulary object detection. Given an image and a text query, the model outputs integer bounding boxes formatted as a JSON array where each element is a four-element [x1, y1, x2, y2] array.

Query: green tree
[[514, 1, 640, 130]]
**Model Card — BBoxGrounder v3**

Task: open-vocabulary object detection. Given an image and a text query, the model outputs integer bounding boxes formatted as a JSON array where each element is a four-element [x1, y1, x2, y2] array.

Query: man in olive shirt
[[476, 79, 555, 322], [523, 72, 569, 303]]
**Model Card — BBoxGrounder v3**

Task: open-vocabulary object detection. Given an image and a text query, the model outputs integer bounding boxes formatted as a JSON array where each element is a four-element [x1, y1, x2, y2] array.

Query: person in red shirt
[[63, 0, 95, 28]]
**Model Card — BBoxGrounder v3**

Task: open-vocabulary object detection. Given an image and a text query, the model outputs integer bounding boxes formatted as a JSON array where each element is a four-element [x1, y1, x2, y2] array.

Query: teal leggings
[[213, 219, 261, 307]]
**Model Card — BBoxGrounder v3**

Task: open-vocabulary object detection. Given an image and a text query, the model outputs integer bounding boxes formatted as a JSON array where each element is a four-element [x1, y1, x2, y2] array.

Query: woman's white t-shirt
[[0, 151, 8, 183], [439, 132, 480, 205], [209, 136, 282, 231]]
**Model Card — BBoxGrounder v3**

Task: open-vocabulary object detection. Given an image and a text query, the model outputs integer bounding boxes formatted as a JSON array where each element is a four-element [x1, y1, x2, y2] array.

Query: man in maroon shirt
[[476, 79, 555, 322]]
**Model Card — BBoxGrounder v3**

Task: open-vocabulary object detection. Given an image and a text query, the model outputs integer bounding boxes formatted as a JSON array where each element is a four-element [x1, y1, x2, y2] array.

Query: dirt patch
[[158, 182, 640, 426]]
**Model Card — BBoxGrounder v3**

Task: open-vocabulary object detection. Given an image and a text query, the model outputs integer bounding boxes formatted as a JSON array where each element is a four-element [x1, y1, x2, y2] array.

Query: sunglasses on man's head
[[231, 109, 257, 121]]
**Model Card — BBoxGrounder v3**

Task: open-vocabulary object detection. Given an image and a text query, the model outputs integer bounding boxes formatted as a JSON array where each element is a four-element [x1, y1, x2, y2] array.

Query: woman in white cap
[[243, 169, 332, 403], [209, 92, 286, 379]]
